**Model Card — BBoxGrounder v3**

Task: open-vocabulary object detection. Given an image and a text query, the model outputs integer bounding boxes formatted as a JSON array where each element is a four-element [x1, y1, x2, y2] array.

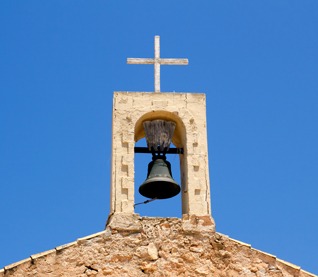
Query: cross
[[127, 36, 189, 93]]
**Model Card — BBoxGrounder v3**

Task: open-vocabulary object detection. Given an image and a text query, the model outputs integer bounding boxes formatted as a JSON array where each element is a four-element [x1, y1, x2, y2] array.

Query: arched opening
[[134, 111, 186, 218]]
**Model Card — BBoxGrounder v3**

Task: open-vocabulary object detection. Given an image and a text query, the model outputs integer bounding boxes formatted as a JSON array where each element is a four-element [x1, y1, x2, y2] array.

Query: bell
[[139, 157, 181, 199]]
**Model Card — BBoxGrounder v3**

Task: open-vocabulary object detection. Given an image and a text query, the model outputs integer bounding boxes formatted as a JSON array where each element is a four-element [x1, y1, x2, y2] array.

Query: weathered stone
[[182, 214, 215, 233], [1, 217, 316, 277], [147, 243, 158, 261], [195, 265, 211, 276], [107, 213, 142, 232]]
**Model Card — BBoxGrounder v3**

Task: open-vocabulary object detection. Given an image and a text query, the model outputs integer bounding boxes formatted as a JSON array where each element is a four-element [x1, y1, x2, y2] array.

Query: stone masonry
[[1, 216, 316, 277], [111, 92, 211, 217]]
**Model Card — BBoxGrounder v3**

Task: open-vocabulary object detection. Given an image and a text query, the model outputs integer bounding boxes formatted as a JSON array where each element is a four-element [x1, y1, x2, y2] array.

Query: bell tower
[[108, 36, 214, 229]]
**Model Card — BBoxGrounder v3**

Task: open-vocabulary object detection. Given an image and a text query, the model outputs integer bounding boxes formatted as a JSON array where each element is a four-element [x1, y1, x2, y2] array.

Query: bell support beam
[[134, 147, 184, 154]]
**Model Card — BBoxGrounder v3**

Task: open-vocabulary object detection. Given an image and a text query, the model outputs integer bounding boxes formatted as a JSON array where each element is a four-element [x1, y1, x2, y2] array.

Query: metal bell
[[139, 157, 181, 199]]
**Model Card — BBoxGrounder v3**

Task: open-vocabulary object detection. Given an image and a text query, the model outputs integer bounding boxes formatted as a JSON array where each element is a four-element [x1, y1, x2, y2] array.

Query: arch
[[134, 110, 186, 148]]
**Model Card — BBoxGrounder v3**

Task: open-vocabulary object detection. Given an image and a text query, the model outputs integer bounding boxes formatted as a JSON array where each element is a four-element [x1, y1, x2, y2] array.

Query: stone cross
[[127, 36, 188, 93]]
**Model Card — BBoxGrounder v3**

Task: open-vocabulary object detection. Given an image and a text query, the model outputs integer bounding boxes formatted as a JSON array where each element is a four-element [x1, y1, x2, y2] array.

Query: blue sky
[[1, 1, 317, 274]]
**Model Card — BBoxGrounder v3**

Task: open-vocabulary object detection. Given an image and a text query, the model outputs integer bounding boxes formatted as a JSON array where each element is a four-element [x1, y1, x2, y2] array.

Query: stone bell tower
[[108, 36, 214, 228]]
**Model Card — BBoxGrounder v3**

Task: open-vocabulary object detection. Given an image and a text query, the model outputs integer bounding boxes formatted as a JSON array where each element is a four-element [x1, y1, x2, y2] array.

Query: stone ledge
[[276, 258, 301, 270], [226, 236, 251, 248], [30, 249, 56, 260], [77, 230, 106, 243], [301, 269, 318, 277], [114, 91, 204, 95], [55, 241, 77, 251], [3, 257, 31, 271]]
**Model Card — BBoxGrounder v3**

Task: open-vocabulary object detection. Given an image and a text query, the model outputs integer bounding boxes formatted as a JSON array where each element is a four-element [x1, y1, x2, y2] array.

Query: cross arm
[[127, 58, 155, 64], [127, 58, 188, 65], [159, 58, 188, 65]]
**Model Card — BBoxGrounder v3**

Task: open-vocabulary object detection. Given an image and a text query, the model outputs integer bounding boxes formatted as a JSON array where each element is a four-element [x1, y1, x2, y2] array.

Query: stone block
[[182, 214, 215, 233], [107, 213, 142, 232]]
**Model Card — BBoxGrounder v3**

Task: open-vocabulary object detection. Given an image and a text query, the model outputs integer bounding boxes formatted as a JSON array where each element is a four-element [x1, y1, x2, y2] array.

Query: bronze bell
[[139, 156, 181, 199]]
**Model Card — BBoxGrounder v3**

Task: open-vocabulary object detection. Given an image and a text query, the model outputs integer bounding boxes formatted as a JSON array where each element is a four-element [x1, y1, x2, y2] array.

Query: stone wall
[[1, 216, 316, 277]]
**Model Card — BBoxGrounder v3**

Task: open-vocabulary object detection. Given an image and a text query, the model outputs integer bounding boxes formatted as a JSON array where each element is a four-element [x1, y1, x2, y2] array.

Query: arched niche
[[134, 110, 189, 216]]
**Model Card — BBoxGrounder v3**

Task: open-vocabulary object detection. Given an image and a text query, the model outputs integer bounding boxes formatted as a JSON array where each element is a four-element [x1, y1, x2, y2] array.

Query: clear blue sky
[[1, 1, 317, 274]]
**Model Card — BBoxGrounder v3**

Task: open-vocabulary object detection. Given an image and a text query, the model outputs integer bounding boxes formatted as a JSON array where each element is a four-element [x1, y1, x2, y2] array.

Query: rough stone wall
[[1, 216, 316, 277]]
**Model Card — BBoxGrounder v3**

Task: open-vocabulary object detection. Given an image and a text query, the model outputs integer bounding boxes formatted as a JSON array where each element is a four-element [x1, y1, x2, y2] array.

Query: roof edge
[[1, 230, 108, 275], [217, 232, 317, 277]]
